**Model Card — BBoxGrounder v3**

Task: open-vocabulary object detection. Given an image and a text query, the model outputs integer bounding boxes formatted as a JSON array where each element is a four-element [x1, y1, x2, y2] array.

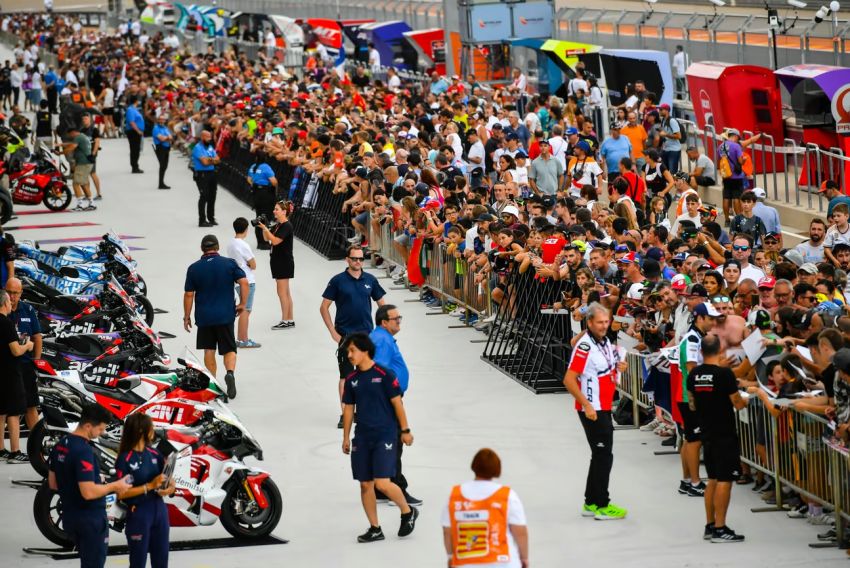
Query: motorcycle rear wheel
[[27, 419, 58, 478], [33, 482, 74, 548], [220, 477, 282, 539], [44, 182, 73, 211]]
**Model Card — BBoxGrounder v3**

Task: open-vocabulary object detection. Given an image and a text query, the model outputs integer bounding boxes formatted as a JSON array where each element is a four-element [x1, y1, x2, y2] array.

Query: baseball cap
[[723, 128, 741, 138], [783, 249, 805, 267], [569, 240, 588, 253], [764, 231, 781, 241], [819, 180, 839, 193], [693, 302, 722, 317], [673, 171, 689, 181], [272, 127, 284, 135], [834, 348, 850, 373], [757, 276, 776, 289], [502, 205, 520, 218], [566, 127, 579, 136], [515, 150, 528, 159], [614, 244, 631, 253], [355, 166, 369, 178], [687, 284, 709, 298], [616, 251, 638, 264], [576, 140, 591, 153], [752, 187, 767, 201], [201, 234, 218, 250], [610, 121, 623, 130], [641, 258, 661, 278], [658, 103, 671, 111], [747, 308, 773, 330], [538, 138, 550, 146], [475, 213, 496, 223], [672, 252, 689, 264], [645, 247, 664, 262], [567, 224, 585, 235], [505, 133, 519, 141], [798, 262, 818, 275], [671, 273, 691, 291]]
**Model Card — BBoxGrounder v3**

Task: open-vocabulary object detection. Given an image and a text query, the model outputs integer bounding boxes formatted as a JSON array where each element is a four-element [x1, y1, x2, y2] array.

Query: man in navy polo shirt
[[320, 244, 386, 428], [184, 235, 248, 399], [6, 277, 42, 433]]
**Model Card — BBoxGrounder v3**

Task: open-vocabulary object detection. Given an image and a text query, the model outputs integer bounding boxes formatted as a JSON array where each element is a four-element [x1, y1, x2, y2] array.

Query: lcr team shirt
[[567, 335, 620, 411], [676, 327, 704, 404]]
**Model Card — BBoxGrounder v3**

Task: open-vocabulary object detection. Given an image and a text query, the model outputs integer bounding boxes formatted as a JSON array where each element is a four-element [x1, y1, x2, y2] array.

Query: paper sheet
[[796, 346, 813, 362], [741, 328, 766, 366], [616, 331, 639, 353]]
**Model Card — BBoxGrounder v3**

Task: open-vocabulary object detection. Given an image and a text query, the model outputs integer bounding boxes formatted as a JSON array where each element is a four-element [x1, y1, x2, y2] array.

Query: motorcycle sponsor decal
[[201, 502, 221, 516], [175, 476, 205, 493], [189, 456, 210, 483], [144, 404, 185, 424]]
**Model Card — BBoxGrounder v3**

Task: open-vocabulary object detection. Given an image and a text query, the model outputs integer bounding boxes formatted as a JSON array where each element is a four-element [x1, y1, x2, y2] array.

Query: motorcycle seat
[[83, 381, 141, 404], [50, 335, 105, 358]]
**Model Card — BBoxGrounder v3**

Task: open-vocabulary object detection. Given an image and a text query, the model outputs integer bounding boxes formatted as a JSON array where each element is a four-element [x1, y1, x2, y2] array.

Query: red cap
[[616, 252, 638, 264], [757, 276, 776, 289], [658, 103, 671, 111], [297, 130, 308, 139], [290, 100, 300, 109]]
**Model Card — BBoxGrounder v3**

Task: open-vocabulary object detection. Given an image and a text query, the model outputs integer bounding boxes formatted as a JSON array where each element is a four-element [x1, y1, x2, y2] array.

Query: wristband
[[400, 428, 411, 434]]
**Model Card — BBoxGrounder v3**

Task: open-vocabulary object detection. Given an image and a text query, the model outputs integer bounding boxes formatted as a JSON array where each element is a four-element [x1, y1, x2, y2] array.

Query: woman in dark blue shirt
[[116, 414, 175, 568]]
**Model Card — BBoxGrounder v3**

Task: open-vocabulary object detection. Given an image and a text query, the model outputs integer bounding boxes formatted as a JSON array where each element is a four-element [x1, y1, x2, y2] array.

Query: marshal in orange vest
[[448, 485, 511, 565]]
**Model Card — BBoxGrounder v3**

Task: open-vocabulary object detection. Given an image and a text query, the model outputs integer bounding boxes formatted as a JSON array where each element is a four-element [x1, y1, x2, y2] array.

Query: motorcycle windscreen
[[599, 54, 664, 107]]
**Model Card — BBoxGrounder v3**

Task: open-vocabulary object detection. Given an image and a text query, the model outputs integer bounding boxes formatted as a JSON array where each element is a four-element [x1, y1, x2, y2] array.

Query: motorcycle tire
[[136, 275, 148, 296], [27, 419, 56, 478], [33, 482, 74, 548], [220, 476, 282, 540], [0, 195, 10, 224], [43, 182, 73, 212], [135, 293, 155, 326]]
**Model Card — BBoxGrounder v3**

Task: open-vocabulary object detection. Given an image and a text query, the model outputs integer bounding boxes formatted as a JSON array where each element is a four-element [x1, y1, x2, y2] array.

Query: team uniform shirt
[[151, 124, 171, 148], [11, 301, 41, 363], [441, 480, 527, 568], [184, 253, 246, 326], [825, 224, 850, 250], [322, 270, 386, 336], [674, 327, 704, 405], [115, 447, 165, 506], [191, 143, 218, 172], [49, 434, 104, 517], [248, 162, 275, 187], [687, 363, 738, 440], [341, 364, 401, 439], [567, 335, 621, 411]]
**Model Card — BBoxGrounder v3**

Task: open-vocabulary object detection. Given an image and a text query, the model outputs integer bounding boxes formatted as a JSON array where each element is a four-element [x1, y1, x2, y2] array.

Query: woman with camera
[[258, 200, 295, 330], [115, 413, 176, 568], [246, 152, 278, 250]]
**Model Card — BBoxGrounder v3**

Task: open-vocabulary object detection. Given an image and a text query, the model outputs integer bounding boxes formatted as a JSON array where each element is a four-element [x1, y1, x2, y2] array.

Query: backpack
[[740, 152, 754, 177], [718, 142, 742, 179]]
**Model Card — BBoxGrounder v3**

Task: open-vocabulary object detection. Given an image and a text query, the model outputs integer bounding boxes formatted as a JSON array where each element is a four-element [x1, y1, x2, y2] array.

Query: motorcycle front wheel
[[134, 293, 154, 326], [220, 476, 282, 539], [44, 182, 73, 211], [27, 419, 61, 478], [33, 482, 74, 548]]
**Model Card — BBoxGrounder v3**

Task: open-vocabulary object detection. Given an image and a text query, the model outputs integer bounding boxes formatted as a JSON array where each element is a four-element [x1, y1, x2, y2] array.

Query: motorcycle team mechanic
[[49, 403, 132, 568], [0, 287, 34, 463], [6, 276, 42, 432]]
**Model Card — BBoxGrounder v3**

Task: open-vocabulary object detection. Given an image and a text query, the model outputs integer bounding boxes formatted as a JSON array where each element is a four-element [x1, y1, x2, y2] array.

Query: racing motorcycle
[[16, 235, 147, 296], [27, 352, 225, 476], [33, 402, 281, 546], [0, 146, 72, 212]]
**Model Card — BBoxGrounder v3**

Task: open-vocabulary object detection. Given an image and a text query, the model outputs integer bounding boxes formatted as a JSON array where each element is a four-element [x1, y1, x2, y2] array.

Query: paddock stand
[[24, 536, 288, 559]]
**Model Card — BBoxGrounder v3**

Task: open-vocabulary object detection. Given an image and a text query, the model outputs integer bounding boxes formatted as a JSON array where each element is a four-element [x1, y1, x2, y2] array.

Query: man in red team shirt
[[563, 303, 629, 520]]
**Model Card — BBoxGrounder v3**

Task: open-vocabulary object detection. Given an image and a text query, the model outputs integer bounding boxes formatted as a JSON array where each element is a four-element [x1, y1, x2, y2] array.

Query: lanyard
[[590, 332, 618, 376]]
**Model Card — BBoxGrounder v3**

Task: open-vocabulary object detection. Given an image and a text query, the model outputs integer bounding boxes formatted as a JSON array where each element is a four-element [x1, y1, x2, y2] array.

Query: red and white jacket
[[567, 335, 620, 411]]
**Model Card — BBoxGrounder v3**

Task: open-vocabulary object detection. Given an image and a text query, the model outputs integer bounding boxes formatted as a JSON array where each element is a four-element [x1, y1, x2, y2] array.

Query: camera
[[250, 214, 269, 227]]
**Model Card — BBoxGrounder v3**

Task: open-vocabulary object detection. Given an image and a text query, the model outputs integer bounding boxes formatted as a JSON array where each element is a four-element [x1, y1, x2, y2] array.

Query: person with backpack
[[657, 103, 682, 173], [717, 128, 745, 225]]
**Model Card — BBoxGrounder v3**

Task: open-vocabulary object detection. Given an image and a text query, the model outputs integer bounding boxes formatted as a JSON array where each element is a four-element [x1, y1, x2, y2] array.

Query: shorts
[[394, 232, 412, 247], [237, 282, 256, 312], [703, 437, 740, 482], [196, 323, 237, 355], [676, 402, 701, 442], [270, 257, 294, 280], [102, 107, 114, 116], [694, 176, 716, 187], [0, 370, 26, 415], [73, 163, 93, 185], [354, 211, 369, 226], [722, 178, 744, 200], [21, 361, 38, 408], [336, 336, 354, 379], [351, 435, 397, 481]]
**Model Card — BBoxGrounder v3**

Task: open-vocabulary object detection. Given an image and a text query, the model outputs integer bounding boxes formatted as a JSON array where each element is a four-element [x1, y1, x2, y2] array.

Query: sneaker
[[240, 339, 262, 348], [686, 482, 706, 497], [398, 506, 419, 537], [404, 494, 424, 507], [787, 505, 808, 518], [271, 321, 289, 330], [581, 504, 598, 517], [7, 451, 29, 464], [158, 185, 171, 190], [678, 480, 690, 495], [461, 314, 479, 325], [357, 526, 385, 543], [72, 203, 86, 211], [84, 204, 97, 211], [198, 221, 213, 227], [703, 523, 715, 541], [594, 503, 627, 521], [808, 513, 835, 526], [93, 195, 103, 201], [209, 219, 219, 226], [337, 415, 344, 429], [347, 235, 362, 244], [711, 526, 744, 543], [640, 419, 661, 432], [224, 371, 237, 399], [660, 436, 677, 447], [0, 449, 9, 460], [818, 528, 837, 541], [752, 479, 770, 492]]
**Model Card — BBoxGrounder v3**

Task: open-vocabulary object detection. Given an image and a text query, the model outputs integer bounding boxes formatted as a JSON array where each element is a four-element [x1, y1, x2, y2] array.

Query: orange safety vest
[[448, 485, 511, 565]]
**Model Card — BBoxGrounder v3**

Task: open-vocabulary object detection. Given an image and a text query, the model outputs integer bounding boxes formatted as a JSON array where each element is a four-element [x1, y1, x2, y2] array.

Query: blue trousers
[[125, 498, 170, 568], [66, 514, 108, 568]]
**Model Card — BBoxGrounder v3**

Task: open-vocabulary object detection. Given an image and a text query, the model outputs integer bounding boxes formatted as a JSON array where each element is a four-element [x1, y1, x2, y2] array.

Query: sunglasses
[[711, 296, 732, 303], [348, 256, 365, 261], [388, 316, 403, 321], [732, 245, 750, 252]]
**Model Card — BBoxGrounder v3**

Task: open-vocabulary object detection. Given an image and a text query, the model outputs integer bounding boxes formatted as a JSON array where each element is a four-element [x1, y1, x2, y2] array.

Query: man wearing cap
[[718, 129, 745, 223], [819, 180, 850, 220], [674, 302, 722, 499], [794, 218, 827, 265], [751, 187, 782, 241], [184, 235, 249, 399], [673, 284, 705, 343], [152, 114, 172, 190], [756, 276, 778, 314], [566, 140, 602, 199], [616, 252, 645, 300], [599, 123, 632, 184], [529, 139, 563, 197], [657, 103, 682, 173]]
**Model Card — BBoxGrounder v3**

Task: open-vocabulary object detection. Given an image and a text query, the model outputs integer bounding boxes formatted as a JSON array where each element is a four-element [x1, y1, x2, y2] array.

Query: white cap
[[502, 205, 520, 218], [752, 187, 766, 201]]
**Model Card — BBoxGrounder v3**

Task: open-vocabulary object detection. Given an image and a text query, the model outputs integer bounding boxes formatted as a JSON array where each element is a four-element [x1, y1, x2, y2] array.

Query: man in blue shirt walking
[[370, 304, 422, 507], [124, 96, 145, 174], [183, 234, 248, 399], [192, 129, 220, 227], [152, 114, 172, 190]]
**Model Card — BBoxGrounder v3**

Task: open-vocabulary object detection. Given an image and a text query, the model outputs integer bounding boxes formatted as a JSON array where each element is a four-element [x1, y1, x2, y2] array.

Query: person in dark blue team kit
[[246, 151, 278, 250], [192, 129, 220, 227], [49, 404, 132, 568], [152, 115, 172, 190], [6, 277, 42, 433], [115, 413, 175, 568], [341, 333, 418, 543], [320, 244, 387, 428]]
